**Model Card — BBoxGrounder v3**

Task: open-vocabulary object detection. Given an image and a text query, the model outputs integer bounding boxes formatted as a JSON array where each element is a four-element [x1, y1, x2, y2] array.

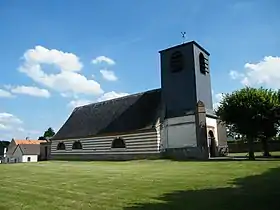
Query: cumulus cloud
[[100, 69, 118, 81], [0, 112, 22, 131], [97, 91, 129, 102], [68, 99, 93, 108], [92, 56, 115, 65], [19, 46, 103, 96], [212, 92, 225, 110], [10, 85, 51, 98], [0, 112, 42, 140], [229, 56, 280, 88], [23, 45, 83, 72], [229, 70, 244, 80], [0, 89, 14, 98]]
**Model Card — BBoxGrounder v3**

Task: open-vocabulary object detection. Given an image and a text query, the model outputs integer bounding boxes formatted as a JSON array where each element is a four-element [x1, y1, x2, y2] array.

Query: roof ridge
[[74, 88, 161, 110]]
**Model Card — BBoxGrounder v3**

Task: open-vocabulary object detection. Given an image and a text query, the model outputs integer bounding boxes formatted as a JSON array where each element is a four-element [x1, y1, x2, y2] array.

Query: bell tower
[[159, 41, 215, 160], [160, 40, 213, 117]]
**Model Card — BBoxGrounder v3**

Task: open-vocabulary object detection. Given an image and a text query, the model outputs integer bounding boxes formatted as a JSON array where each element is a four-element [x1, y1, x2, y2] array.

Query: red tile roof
[[14, 140, 46, 145]]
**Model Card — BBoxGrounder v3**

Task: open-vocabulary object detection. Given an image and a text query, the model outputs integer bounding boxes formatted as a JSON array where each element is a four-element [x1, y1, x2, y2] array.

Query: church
[[50, 40, 228, 160]]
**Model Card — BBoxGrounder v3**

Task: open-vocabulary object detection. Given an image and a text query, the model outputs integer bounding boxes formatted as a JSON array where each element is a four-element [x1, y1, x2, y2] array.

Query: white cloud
[[229, 56, 280, 88], [0, 112, 42, 140], [10, 86, 51, 98], [23, 45, 83, 72], [0, 113, 22, 131], [100, 69, 118, 81], [92, 56, 115, 65], [17, 127, 25, 132], [61, 93, 69, 98], [97, 91, 129, 102], [229, 70, 244, 80], [0, 89, 14, 98], [212, 91, 224, 110], [68, 99, 92, 108], [214, 93, 224, 102], [19, 46, 103, 96]]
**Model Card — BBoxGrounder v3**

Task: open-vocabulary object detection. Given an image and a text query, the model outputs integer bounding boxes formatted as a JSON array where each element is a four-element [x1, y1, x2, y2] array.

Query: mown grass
[[1, 160, 280, 210]]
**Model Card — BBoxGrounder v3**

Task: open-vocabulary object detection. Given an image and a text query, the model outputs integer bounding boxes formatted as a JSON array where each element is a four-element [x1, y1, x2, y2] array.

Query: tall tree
[[216, 87, 280, 160], [43, 127, 55, 138]]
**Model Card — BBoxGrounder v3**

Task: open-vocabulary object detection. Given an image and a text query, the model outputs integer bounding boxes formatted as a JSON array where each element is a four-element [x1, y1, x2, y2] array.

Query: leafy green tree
[[43, 127, 55, 138], [216, 87, 280, 160]]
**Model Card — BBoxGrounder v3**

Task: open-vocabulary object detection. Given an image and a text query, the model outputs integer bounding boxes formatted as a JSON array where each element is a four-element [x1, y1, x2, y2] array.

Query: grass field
[[1, 160, 280, 210]]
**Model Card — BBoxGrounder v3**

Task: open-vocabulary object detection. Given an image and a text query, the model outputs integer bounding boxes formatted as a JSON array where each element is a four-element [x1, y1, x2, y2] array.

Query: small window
[[111, 138, 126, 149], [199, 53, 209, 74], [27, 157, 31, 162], [57, 142, 66, 150], [72, 141, 83, 150]]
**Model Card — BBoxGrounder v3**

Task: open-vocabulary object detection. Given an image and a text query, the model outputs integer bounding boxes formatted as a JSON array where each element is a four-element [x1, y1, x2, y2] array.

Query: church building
[[51, 41, 228, 160]]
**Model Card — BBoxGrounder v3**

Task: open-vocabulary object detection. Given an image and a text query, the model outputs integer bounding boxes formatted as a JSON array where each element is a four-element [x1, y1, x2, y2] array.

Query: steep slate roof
[[53, 89, 162, 140], [16, 144, 40, 155]]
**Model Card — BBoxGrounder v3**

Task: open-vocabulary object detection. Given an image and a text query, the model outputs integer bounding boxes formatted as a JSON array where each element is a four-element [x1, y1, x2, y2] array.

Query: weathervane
[[181, 32, 187, 43]]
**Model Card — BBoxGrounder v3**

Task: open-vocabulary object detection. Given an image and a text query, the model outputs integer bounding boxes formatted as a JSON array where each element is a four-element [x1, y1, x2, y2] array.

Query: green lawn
[[1, 160, 280, 210]]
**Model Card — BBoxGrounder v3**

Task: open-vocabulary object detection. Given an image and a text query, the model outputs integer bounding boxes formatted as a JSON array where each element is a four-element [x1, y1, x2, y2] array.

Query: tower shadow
[[124, 166, 280, 210]]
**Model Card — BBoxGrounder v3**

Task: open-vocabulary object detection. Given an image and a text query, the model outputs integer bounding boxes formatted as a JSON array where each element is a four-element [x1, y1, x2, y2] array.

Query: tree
[[216, 87, 280, 160], [43, 127, 55, 138]]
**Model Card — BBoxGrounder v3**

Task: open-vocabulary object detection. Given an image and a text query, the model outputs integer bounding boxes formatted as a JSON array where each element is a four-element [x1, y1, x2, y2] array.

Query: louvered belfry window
[[199, 53, 209, 74], [170, 51, 184, 73]]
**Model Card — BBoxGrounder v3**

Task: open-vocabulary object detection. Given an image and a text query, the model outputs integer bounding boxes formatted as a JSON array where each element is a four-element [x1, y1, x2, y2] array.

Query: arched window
[[72, 141, 83, 150], [57, 142, 65, 150], [111, 138, 126, 149], [199, 53, 209, 74]]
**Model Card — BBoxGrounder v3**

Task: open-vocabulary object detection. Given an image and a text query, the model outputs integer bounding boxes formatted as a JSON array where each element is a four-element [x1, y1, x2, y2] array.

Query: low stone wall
[[228, 141, 280, 153]]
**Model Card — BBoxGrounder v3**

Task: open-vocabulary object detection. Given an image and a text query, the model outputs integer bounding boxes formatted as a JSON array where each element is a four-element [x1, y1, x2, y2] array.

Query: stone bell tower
[[159, 41, 221, 160]]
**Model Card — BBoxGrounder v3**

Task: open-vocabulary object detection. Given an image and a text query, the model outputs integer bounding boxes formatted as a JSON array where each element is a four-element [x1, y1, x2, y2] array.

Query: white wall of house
[[161, 115, 197, 149], [22, 155, 38, 162], [51, 129, 160, 156], [5, 146, 38, 163], [206, 117, 218, 146]]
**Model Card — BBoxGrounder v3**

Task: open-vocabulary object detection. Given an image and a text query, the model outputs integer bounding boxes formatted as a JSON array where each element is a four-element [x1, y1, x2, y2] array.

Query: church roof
[[52, 88, 162, 140]]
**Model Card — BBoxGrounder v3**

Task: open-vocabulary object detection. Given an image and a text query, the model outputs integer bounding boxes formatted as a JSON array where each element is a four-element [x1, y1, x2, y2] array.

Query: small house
[[5, 139, 47, 163]]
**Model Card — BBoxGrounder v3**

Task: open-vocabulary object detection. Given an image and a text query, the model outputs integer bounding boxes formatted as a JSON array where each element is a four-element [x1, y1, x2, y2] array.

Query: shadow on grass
[[125, 166, 280, 210]]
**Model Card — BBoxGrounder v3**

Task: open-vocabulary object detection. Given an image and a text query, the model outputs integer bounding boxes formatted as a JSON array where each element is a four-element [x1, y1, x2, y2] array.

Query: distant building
[[0, 141, 10, 161], [5, 139, 47, 163], [51, 41, 228, 161]]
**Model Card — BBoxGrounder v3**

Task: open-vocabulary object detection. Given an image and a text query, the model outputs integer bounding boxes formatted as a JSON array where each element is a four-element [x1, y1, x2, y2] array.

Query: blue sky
[[0, 0, 280, 140]]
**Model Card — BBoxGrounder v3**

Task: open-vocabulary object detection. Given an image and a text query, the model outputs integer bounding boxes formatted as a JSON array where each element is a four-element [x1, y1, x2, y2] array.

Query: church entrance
[[208, 130, 216, 157]]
